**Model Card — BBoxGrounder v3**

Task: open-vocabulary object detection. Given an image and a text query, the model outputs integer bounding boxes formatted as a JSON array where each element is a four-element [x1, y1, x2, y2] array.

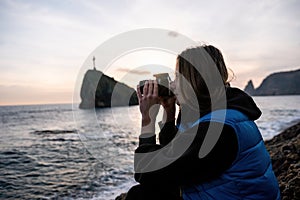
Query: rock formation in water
[[79, 69, 138, 109], [244, 80, 255, 95], [244, 69, 300, 96]]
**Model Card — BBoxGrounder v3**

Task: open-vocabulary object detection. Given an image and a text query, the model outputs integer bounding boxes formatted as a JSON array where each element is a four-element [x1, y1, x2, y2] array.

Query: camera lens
[[138, 73, 174, 97], [154, 73, 174, 97]]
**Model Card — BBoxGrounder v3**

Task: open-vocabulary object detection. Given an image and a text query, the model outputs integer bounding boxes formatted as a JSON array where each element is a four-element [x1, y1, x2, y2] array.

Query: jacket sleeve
[[159, 120, 178, 146], [138, 119, 177, 146], [134, 122, 238, 186]]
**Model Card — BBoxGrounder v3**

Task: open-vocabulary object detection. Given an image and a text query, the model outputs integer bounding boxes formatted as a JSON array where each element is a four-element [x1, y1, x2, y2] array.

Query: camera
[[139, 73, 174, 97]]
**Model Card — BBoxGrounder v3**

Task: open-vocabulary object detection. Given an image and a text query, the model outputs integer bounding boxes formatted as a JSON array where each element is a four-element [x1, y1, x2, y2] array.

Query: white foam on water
[[89, 178, 137, 200]]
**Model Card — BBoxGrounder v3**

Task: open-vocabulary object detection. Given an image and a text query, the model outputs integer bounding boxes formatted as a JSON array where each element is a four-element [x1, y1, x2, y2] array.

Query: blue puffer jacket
[[182, 109, 281, 200]]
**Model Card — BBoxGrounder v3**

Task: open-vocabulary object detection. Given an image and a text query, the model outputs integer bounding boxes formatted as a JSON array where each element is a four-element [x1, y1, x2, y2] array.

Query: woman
[[125, 45, 280, 200]]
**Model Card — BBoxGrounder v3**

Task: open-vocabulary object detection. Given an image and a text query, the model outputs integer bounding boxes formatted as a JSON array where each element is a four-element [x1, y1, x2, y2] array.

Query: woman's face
[[172, 60, 184, 105]]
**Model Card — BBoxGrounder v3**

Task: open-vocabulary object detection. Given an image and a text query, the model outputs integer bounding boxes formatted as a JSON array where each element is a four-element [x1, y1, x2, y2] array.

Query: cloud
[[116, 68, 151, 75], [168, 31, 179, 37]]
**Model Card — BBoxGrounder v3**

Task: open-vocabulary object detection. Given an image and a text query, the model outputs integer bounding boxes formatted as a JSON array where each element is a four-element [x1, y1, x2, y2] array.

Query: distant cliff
[[244, 69, 300, 96], [79, 69, 138, 109]]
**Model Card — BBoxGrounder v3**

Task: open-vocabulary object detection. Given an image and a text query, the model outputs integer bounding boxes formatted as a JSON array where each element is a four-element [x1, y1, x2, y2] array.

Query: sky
[[0, 0, 299, 105]]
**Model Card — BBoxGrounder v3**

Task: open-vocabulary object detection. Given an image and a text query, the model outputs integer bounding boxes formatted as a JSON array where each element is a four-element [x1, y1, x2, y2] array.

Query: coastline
[[116, 121, 300, 200]]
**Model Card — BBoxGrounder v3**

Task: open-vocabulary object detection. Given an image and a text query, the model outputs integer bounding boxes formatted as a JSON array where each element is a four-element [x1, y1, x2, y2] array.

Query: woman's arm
[[158, 120, 177, 146], [135, 122, 238, 186], [158, 96, 178, 146]]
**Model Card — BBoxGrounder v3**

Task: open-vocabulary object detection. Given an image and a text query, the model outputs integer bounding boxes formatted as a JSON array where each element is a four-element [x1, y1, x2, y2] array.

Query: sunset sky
[[0, 0, 299, 105]]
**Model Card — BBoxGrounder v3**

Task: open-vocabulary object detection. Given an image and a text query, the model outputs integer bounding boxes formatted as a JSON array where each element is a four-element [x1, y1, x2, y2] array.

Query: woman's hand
[[159, 96, 176, 123], [137, 80, 160, 129]]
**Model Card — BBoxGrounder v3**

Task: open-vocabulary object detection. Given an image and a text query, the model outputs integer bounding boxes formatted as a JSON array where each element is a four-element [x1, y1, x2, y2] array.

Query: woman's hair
[[202, 45, 229, 86], [177, 45, 229, 112]]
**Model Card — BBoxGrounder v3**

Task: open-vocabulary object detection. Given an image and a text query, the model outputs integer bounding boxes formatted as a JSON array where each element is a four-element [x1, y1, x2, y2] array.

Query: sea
[[0, 95, 299, 200]]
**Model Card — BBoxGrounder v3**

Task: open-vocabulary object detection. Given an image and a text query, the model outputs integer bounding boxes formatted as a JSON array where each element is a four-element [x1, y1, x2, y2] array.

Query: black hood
[[177, 87, 262, 125], [226, 87, 262, 120]]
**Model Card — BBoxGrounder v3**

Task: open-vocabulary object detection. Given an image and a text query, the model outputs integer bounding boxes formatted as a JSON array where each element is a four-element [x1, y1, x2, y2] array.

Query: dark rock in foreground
[[115, 193, 127, 200], [244, 68, 300, 96], [79, 69, 138, 109], [265, 121, 300, 200], [116, 121, 300, 200]]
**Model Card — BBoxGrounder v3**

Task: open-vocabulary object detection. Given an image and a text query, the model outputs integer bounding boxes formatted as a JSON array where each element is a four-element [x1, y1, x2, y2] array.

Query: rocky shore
[[116, 121, 300, 200], [265, 121, 300, 200]]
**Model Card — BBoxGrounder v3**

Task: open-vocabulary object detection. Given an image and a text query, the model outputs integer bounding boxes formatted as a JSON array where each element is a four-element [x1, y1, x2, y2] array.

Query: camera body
[[139, 73, 174, 97]]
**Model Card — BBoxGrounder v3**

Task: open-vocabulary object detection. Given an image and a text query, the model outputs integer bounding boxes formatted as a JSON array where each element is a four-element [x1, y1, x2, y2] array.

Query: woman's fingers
[[136, 85, 142, 100], [148, 80, 158, 99], [143, 80, 149, 96], [153, 80, 158, 97], [148, 80, 153, 96], [140, 80, 158, 99], [142, 80, 157, 95], [137, 80, 160, 122]]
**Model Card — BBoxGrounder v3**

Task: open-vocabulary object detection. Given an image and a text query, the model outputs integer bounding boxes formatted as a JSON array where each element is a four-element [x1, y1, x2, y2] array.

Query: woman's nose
[[170, 81, 176, 91]]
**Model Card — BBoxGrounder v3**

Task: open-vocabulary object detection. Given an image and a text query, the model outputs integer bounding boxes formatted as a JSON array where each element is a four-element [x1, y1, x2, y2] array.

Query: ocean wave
[[30, 129, 77, 135]]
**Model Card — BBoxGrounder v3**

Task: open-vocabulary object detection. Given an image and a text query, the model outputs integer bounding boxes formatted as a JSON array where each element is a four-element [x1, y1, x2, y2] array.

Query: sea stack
[[79, 58, 138, 109], [244, 80, 255, 96]]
